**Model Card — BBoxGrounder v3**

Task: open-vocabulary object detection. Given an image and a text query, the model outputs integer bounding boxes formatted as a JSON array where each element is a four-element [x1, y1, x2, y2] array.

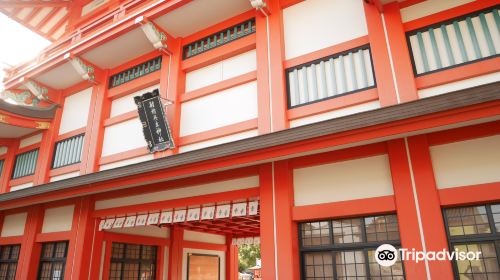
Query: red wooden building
[[0, 0, 499, 279]]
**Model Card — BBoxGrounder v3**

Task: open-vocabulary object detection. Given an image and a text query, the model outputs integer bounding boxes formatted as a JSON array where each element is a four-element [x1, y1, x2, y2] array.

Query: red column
[[273, 160, 299, 280], [89, 222, 105, 280], [226, 235, 239, 280], [386, 139, 428, 280], [406, 135, 454, 279], [363, 2, 398, 106], [33, 92, 64, 185], [17, 205, 44, 280], [255, 12, 271, 134], [168, 226, 183, 280], [83, 70, 111, 174], [67, 197, 95, 280], [0, 140, 18, 193], [383, 2, 418, 103], [255, 1, 288, 132], [157, 37, 183, 157], [259, 164, 277, 280]]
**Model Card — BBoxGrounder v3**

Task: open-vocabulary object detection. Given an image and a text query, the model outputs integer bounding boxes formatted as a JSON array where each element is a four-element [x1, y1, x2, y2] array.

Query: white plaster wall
[[183, 230, 226, 245], [400, 0, 475, 23], [95, 176, 259, 210], [180, 81, 258, 136], [106, 226, 170, 238], [182, 248, 225, 280], [49, 171, 80, 182], [294, 155, 394, 206], [19, 133, 42, 148], [283, 0, 368, 59], [59, 87, 93, 135], [185, 50, 256, 92], [110, 84, 159, 118], [0, 146, 7, 156], [418, 72, 500, 98], [10, 182, 33, 192], [179, 129, 258, 153], [430, 135, 500, 189], [101, 118, 146, 156], [290, 101, 380, 128], [1, 212, 27, 237], [42, 205, 74, 233], [99, 154, 154, 171]]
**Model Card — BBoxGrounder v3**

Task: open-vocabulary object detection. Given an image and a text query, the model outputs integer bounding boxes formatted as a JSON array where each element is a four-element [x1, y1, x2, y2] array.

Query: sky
[[0, 13, 51, 91]]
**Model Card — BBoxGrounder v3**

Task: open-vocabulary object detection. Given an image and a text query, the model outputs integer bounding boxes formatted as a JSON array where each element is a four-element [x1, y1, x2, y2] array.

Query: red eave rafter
[[0, 1, 71, 8], [2, 0, 193, 89]]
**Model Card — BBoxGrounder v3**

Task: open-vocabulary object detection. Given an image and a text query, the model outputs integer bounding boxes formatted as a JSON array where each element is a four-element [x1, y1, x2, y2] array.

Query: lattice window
[[38, 242, 68, 280], [444, 203, 500, 279], [12, 149, 39, 179], [407, 6, 500, 75], [299, 214, 405, 280], [109, 242, 157, 280], [0, 245, 20, 280]]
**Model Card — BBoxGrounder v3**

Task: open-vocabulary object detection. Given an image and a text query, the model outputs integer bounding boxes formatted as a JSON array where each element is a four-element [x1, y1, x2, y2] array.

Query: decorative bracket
[[23, 79, 49, 101], [250, 0, 270, 16], [0, 90, 41, 106], [135, 16, 169, 52], [64, 53, 96, 83]]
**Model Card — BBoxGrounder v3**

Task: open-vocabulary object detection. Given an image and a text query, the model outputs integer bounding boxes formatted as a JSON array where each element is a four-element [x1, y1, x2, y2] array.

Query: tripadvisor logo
[[375, 244, 482, 267], [375, 244, 398, 267]]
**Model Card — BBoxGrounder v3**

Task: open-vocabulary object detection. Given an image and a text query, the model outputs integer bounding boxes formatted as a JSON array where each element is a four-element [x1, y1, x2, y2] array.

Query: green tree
[[238, 245, 261, 272]]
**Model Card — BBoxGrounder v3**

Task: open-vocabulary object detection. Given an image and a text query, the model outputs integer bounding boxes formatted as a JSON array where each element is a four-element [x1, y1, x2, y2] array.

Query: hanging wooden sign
[[134, 89, 174, 153]]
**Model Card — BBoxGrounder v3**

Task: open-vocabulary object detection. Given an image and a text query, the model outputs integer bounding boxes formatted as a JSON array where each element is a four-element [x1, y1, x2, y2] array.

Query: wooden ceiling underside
[[0, 0, 72, 42]]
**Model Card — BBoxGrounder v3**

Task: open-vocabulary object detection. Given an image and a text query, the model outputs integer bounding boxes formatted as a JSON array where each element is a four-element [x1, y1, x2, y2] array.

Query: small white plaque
[[124, 216, 137, 228], [201, 206, 215, 220], [173, 209, 186, 223], [147, 213, 160, 225], [112, 217, 126, 228], [248, 201, 259, 216], [160, 211, 173, 224], [215, 205, 231, 219], [103, 218, 115, 230], [135, 214, 148, 226], [231, 202, 247, 217], [187, 208, 201, 221]]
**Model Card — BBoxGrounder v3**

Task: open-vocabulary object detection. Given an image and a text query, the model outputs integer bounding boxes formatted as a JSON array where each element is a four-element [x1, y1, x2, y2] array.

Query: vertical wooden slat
[[465, 17, 482, 59], [428, 28, 442, 69], [440, 25, 456, 66], [452, 21, 469, 62], [309, 65, 318, 102], [416, 32, 430, 72], [329, 58, 337, 97], [358, 49, 368, 88], [479, 13, 495, 56]]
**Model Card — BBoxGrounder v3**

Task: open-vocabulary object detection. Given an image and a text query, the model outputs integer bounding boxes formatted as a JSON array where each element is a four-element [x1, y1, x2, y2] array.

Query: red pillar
[[273, 160, 299, 280], [168, 226, 183, 280], [364, 1, 398, 107], [89, 221, 105, 280], [83, 70, 111, 174], [255, 0, 288, 132], [67, 197, 95, 280], [226, 235, 239, 280], [406, 135, 454, 279], [17, 205, 44, 280], [33, 91, 64, 185], [0, 140, 18, 193], [386, 139, 428, 280], [157, 37, 183, 157], [383, 2, 418, 103], [259, 164, 277, 280]]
